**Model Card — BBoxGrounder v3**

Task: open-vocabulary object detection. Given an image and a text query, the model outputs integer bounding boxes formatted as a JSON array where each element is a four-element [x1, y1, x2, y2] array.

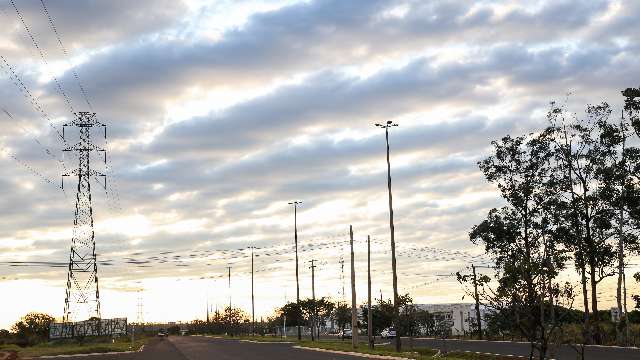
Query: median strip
[[293, 346, 414, 360], [23, 344, 145, 359]]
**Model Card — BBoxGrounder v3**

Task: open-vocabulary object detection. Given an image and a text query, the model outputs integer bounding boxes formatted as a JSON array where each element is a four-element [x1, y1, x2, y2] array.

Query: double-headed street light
[[288, 200, 302, 341], [374, 120, 400, 352]]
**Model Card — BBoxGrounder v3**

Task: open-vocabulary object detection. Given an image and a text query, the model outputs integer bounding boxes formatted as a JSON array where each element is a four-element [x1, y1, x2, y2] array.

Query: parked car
[[380, 327, 396, 339], [340, 328, 353, 339], [158, 330, 168, 337]]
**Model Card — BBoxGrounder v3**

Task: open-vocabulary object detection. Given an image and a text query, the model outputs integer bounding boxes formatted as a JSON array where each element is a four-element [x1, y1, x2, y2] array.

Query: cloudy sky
[[0, 0, 638, 329]]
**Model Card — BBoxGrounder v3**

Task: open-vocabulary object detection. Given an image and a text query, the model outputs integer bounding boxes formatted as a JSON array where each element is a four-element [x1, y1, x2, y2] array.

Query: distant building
[[611, 307, 622, 322], [416, 303, 488, 336]]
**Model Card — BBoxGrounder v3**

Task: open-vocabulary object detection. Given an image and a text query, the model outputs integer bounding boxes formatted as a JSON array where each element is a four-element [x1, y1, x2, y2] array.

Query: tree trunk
[[589, 260, 601, 344], [580, 263, 591, 344], [617, 215, 624, 345]]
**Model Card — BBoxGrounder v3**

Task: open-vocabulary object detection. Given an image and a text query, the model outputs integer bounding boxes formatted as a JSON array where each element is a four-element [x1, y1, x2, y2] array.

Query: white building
[[611, 307, 621, 322], [417, 303, 488, 336]]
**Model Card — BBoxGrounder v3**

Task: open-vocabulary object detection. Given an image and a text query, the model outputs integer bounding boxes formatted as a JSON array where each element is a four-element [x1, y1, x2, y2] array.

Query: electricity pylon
[[62, 112, 106, 322]]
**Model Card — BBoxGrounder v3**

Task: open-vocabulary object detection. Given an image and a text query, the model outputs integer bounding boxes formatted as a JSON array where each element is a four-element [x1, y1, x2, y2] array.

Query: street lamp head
[[375, 121, 398, 128]]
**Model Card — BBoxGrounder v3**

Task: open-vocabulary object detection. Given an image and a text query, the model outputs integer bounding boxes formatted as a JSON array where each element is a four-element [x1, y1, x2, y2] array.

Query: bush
[[11, 313, 55, 346]]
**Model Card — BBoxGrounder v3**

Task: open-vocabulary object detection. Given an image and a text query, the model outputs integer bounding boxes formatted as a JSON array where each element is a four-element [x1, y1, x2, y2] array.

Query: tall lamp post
[[375, 120, 400, 352], [288, 200, 303, 341]]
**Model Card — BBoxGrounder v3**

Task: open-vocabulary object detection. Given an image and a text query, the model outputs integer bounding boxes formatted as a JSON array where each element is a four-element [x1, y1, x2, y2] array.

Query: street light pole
[[251, 247, 255, 336], [288, 201, 303, 341], [375, 120, 400, 352], [309, 259, 317, 341]]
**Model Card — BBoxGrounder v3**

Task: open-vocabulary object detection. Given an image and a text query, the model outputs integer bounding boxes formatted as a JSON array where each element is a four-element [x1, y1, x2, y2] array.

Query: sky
[[0, 0, 639, 329]]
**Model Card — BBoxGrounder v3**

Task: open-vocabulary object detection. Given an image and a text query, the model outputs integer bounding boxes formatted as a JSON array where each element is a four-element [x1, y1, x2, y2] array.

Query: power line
[[38, 0, 93, 111], [1, 107, 70, 181], [0, 145, 65, 193], [0, 55, 66, 143], [9, 0, 75, 115], [34, 0, 123, 214]]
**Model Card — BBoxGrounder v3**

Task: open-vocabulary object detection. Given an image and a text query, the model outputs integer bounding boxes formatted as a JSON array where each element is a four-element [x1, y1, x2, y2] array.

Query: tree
[[11, 312, 54, 345], [633, 272, 640, 310], [280, 302, 304, 328], [361, 295, 424, 336], [298, 297, 336, 338], [547, 101, 640, 344], [224, 306, 249, 336], [623, 87, 640, 138], [332, 302, 351, 332], [464, 130, 572, 360], [314, 298, 336, 335], [167, 325, 181, 335]]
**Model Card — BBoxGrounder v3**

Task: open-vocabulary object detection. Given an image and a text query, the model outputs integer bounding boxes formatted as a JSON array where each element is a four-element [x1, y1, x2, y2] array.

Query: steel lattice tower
[[62, 112, 106, 322]]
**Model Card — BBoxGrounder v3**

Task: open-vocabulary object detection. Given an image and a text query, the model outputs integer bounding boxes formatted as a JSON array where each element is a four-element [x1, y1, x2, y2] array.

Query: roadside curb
[[239, 340, 294, 344], [458, 350, 529, 359], [293, 346, 414, 360], [26, 344, 145, 359]]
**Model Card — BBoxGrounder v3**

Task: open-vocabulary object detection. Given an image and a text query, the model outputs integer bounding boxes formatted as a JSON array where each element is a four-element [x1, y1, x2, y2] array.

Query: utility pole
[[227, 266, 232, 334], [367, 235, 373, 349], [471, 264, 491, 340], [137, 290, 144, 325], [350, 225, 358, 349], [340, 256, 345, 302], [375, 120, 400, 351], [228, 266, 232, 309], [472, 265, 482, 339], [133, 289, 143, 349], [288, 201, 302, 341], [251, 247, 255, 336], [309, 259, 317, 341], [62, 112, 106, 322]]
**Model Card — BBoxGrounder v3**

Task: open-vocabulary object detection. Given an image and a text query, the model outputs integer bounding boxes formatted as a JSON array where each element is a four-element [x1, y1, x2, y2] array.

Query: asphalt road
[[53, 336, 368, 360], [406, 337, 640, 360], [42, 336, 640, 360]]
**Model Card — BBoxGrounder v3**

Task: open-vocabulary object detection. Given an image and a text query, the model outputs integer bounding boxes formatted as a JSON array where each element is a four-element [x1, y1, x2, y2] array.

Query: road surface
[[53, 336, 367, 360], [44, 336, 640, 360], [406, 337, 640, 360]]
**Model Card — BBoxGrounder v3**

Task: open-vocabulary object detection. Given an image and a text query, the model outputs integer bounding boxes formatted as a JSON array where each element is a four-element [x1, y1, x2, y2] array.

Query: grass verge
[[297, 341, 525, 360], [0, 336, 148, 358], [196, 334, 294, 342]]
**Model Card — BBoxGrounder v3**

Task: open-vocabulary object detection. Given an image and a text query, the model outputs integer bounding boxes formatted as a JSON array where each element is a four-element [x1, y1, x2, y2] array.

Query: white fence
[[49, 318, 128, 339]]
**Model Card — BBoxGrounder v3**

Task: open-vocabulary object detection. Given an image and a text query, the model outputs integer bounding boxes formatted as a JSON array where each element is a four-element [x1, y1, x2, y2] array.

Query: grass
[[0, 336, 148, 358], [297, 340, 526, 360], [195, 334, 294, 342], [191, 335, 524, 359]]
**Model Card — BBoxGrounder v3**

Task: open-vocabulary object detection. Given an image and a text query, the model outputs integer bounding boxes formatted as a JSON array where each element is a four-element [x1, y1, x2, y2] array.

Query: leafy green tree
[[361, 295, 423, 336], [547, 100, 640, 344], [332, 302, 351, 331], [623, 87, 640, 137], [279, 302, 304, 327], [465, 129, 572, 360], [167, 325, 181, 335], [224, 306, 249, 336], [633, 272, 640, 310], [11, 312, 54, 345], [314, 298, 336, 334], [298, 297, 335, 338]]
